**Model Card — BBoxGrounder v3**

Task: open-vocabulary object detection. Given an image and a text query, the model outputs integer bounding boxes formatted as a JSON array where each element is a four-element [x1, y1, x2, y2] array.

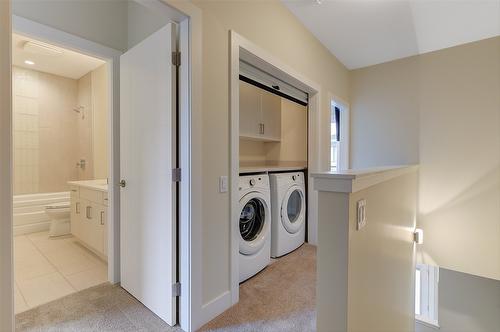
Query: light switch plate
[[219, 176, 228, 193], [356, 199, 366, 230]]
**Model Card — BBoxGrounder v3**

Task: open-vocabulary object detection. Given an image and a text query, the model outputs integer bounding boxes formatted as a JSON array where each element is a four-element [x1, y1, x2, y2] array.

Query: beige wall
[[12, 66, 80, 194], [315, 169, 418, 332], [347, 172, 417, 332], [91, 64, 109, 179], [266, 98, 308, 162], [418, 37, 500, 280], [240, 97, 308, 164], [350, 56, 420, 168], [191, 0, 350, 304], [350, 37, 500, 281], [12, 0, 128, 51]]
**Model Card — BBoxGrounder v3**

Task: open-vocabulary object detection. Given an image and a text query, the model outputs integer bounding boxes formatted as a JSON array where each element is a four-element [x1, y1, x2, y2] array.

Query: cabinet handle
[[86, 206, 92, 219], [262, 123, 265, 134], [259, 123, 264, 135], [76, 202, 80, 214], [100, 211, 105, 225]]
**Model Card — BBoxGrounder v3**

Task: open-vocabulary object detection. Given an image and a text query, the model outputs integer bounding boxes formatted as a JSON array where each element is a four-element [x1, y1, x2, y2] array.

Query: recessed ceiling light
[[24, 60, 35, 65]]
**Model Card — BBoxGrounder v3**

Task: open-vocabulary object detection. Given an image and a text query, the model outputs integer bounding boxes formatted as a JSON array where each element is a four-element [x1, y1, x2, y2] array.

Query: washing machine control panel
[[239, 175, 270, 191]]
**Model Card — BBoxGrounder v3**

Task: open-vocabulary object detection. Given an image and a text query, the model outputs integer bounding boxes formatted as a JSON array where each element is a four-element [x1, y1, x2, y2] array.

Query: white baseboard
[[196, 290, 232, 331]]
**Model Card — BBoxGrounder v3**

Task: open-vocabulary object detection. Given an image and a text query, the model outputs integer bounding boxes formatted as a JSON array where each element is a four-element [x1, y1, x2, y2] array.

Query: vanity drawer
[[102, 193, 109, 206], [69, 185, 79, 198], [80, 187, 101, 203]]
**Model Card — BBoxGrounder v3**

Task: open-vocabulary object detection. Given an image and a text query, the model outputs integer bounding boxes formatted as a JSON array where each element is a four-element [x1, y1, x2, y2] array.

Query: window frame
[[415, 264, 440, 329], [330, 97, 349, 171]]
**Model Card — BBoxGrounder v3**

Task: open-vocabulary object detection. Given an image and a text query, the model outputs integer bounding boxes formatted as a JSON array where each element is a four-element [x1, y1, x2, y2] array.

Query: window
[[331, 104, 340, 171], [415, 264, 439, 328], [330, 99, 349, 171]]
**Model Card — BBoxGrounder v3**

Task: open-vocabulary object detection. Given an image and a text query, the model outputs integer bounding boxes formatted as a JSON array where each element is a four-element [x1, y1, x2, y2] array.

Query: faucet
[[76, 159, 86, 170]]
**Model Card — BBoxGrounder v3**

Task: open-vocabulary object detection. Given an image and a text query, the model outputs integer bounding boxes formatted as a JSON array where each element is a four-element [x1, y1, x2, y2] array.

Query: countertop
[[239, 161, 307, 174], [68, 179, 108, 192]]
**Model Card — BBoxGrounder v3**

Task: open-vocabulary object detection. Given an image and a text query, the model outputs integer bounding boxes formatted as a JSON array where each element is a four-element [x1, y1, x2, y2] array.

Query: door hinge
[[172, 51, 181, 66], [172, 168, 181, 182], [173, 282, 181, 297]]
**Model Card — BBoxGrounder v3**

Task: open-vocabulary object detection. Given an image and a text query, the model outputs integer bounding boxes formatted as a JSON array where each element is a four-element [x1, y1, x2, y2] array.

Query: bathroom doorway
[[11, 32, 112, 313], [2, 1, 197, 330]]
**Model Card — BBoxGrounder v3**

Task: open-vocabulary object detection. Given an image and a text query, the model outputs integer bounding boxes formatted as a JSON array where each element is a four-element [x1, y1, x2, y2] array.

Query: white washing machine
[[269, 172, 306, 258], [238, 174, 271, 282]]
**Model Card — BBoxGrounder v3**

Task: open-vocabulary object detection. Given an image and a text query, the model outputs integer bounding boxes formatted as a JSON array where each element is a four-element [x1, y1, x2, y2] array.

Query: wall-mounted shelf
[[239, 134, 281, 143], [239, 161, 307, 174]]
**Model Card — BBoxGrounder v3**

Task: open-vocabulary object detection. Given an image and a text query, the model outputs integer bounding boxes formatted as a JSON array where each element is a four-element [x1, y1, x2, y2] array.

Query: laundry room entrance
[[201, 31, 348, 330]]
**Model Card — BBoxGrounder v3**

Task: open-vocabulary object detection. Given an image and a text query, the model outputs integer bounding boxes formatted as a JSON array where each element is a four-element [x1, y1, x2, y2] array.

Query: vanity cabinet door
[[85, 201, 104, 254], [81, 199, 93, 246], [70, 197, 82, 238]]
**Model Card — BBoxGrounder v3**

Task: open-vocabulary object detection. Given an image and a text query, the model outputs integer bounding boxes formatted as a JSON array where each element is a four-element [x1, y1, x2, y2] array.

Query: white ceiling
[[12, 33, 105, 79], [283, 0, 500, 69]]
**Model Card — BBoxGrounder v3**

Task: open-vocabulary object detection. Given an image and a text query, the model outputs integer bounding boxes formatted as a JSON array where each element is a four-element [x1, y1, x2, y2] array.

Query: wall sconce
[[414, 228, 424, 244]]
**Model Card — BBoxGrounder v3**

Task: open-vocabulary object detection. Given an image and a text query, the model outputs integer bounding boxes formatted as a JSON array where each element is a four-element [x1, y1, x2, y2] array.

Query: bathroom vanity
[[68, 179, 108, 260]]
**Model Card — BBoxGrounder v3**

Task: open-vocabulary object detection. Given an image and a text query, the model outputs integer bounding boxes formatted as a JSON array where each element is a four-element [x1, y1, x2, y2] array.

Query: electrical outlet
[[219, 176, 228, 193], [356, 199, 366, 230]]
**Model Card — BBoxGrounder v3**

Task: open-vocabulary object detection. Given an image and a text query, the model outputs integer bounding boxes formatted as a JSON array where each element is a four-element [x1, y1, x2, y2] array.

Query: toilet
[[45, 202, 71, 237]]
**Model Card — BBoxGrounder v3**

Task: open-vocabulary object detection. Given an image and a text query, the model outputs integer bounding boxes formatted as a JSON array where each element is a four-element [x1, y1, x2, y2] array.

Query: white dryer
[[269, 172, 306, 258], [238, 174, 271, 282]]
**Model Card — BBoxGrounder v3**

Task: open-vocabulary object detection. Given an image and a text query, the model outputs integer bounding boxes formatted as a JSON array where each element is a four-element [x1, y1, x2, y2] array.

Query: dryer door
[[280, 185, 306, 234], [239, 192, 270, 255]]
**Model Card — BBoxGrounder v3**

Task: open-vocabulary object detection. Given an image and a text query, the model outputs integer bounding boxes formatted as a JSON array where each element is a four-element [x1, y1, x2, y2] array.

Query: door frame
[[1, 1, 202, 331], [229, 31, 324, 305]]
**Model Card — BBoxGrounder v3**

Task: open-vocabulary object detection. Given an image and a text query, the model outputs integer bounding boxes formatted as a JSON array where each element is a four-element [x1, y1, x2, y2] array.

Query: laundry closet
[[238, 60, 308, 283]]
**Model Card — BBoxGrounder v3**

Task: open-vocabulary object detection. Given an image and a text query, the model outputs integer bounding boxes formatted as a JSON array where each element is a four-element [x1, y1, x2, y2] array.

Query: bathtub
[[13, 192, 70, 235]]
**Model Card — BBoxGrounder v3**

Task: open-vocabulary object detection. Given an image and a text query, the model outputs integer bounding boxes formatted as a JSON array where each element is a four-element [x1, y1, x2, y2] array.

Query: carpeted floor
[[200, 244, 316, 332], [16, 244, 316, 332], [15, 283, 182, 332]]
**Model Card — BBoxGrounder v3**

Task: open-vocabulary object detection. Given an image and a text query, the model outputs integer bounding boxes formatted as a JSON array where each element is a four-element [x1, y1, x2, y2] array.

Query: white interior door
[[120, 23, 177, 325]]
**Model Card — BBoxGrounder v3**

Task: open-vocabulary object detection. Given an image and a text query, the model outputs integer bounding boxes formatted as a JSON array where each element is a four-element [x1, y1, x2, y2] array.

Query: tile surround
[[14, 231, 107, 314]]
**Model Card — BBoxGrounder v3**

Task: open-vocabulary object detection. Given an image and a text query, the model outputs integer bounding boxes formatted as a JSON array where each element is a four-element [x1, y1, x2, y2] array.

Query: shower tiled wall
[[13, 67, 83, 195], [76, 72, 94, 181], [13, 69, 40, 194]]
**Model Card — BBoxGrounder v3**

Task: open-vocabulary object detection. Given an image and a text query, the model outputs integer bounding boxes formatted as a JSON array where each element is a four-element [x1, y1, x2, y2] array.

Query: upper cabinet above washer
[[239, 81, 281, 142]]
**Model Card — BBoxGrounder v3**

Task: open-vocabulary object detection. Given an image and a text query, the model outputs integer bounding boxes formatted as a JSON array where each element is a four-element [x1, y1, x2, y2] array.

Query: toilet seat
[[45, 202, 70, 210]]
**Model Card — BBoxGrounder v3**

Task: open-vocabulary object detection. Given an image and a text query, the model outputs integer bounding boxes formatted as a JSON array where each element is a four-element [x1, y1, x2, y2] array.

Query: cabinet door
[[87, 202, 104, 254], [81, 199, 92, 246], [261, 89, 281, 141], [70, 198, 82, 238], [239, 80, 261, 138], [101, 206, 108, 257]]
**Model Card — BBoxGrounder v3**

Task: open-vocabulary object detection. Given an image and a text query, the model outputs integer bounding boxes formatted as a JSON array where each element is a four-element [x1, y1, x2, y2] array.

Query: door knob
[[119, 180, 126, 188]]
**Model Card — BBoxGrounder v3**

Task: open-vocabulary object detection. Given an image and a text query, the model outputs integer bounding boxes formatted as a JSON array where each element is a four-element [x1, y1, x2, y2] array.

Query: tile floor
[[14, 231, 107, 314]]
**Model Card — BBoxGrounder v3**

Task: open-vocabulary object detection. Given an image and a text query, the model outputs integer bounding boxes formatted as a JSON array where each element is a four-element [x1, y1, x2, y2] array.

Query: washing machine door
[[280, 185, 306, 234], [239, 191, 270, 255]]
